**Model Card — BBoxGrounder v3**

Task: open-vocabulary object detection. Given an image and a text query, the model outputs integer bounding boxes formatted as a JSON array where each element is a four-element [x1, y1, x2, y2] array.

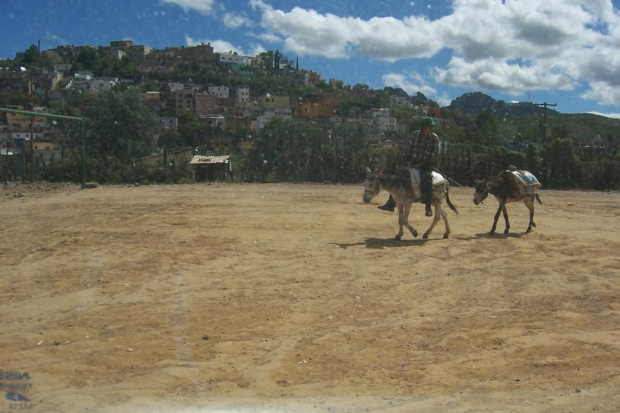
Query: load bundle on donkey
[[473, 167, 542, 234], [363, 166, 459, 240]]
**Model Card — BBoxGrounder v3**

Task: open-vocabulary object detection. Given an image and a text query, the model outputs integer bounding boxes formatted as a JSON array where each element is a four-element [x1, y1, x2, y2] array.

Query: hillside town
[[0, 40, 617, 189], [0, 41, 436, 169]]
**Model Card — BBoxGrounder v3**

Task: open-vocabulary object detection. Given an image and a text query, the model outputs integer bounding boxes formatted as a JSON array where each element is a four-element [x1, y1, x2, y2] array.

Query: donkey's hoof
[[394, 235, 402, 241], [504, 229, 510, 234], [422, 234, 429, 240], [443, 233, 449, 239]]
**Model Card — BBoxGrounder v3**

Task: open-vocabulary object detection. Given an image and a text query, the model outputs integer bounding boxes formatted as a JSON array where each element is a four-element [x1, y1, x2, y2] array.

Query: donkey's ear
[[365, 167, 372, 174]]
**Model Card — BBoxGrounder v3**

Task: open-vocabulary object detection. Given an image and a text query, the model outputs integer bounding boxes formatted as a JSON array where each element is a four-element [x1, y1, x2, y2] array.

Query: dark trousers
[[383, 164, 434, 208], [419, 164, 433, 205]]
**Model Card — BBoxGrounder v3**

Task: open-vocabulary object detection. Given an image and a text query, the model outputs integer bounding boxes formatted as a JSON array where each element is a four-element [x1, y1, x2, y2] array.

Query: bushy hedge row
[[11, 129, 618, 190]]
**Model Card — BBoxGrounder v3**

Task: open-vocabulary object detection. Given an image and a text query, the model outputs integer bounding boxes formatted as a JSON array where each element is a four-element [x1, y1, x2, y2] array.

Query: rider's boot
[[425, 203, 433, 217], [377, 195, 396, 212]]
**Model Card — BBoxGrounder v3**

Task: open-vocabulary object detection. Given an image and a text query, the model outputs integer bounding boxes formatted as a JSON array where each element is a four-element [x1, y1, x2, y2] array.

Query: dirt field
[[1, 182, 619, 412]]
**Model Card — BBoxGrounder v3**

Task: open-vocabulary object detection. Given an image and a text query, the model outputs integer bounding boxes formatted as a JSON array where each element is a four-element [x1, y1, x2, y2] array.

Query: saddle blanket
[[509, 170, 542, 194], [407, 168, 447, 200]]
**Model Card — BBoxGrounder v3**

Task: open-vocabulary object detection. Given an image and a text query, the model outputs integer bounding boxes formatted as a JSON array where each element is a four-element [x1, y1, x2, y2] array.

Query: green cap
[[420, 116, 437, 127]]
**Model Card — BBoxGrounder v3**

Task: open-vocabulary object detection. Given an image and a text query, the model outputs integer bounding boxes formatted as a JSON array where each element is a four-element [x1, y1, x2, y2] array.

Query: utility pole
[[535, 102, 557, 143], [21, 66, 36, 183], [0, 108, 86, 188], [29, 69, 34, 183]]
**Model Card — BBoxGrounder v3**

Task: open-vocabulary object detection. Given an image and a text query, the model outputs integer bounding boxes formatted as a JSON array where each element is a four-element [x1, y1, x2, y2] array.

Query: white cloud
[[435, 57, 575, 95], [250, 0, 441, 60], [383, 71, 451, 106], [185, 35, 258, 56], [382, 72, 437, 98], [256, 32, 282, 43], [160, 0, 215, 15], [249, 0, 620, 106], [209, 40, 244, 54], [45, 31, 68, 46], [435, 93, 453, 108], [587, 111, 620, 119], [353, 16, 443, 61], [223, 13, 251, 29], [250, 44, 267, 56], [581, 81, 620, 106], [251, 1, 357, 59]]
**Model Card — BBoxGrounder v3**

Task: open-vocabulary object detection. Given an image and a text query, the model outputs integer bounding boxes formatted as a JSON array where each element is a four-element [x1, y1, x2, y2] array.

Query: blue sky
[[3, 0, 620, 118]]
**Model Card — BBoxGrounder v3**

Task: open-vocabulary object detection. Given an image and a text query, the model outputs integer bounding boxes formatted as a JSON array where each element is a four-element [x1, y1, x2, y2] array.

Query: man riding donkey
[[377, 116, 440, 217]]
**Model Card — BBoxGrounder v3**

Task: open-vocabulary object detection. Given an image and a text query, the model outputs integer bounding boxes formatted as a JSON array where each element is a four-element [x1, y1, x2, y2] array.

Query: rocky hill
[[446, 92, 546, 117]]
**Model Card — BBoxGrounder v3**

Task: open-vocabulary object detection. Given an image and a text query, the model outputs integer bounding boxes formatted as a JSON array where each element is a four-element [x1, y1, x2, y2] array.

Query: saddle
[[406, 168, 447, 200], [504, 170, 542, 194]]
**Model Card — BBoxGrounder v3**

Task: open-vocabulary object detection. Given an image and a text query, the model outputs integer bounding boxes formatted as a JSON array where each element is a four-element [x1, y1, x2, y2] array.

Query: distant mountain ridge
[[446, 92, 546, 117]]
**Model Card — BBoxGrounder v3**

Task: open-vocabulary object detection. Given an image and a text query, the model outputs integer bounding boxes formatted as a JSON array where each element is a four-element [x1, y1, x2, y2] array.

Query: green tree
[[75, 47, 102, 72], [177, 112, 204, 149], [98, 56, 136, 78], [540, 138, 583, 188], [475, 110, 499, 146], [246, 117, 290, 181], [13, 44, 53, 74], [588, 158, 620, 190], [331, 121, 368, 182], [525, 143, 542, 176], [245, 117, 331, 182], [20, 45, 41, 66], [158, 128, 182, 151], [82, 87, 157, 168]]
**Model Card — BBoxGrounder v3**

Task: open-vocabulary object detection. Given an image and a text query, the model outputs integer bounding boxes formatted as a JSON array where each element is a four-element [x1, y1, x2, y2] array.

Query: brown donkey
[[473, 170, 542, 234]]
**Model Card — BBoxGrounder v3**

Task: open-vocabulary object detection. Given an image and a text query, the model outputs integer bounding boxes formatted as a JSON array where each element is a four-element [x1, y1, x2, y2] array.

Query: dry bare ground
[[1, 182, 619, 413]]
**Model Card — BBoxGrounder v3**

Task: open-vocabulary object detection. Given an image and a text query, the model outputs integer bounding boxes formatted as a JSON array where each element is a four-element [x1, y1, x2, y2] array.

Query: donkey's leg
[[524, 197, 535, 232], [423, 202, 443, 239], [402, 203, 418, 238], [395, 203, 405, 241], [490, 202, 504, 234], [440, 207, 451, 239], [502, 205, 510, 234]]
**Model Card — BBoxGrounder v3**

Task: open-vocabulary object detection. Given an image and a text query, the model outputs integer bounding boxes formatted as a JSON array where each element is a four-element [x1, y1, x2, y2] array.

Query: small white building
[[74, 71, 93, 81], [208, 86, 229, 98], [218, 53, 250, 66], [190, 155, 232, 181], [236, 86, 250, 107], [254, 110, 293, 133], [68, 76, 117, 92], [158, 117, 178, 130], [54, 63, 72, 72], [167, 82, 185, 92], [375, 115, 398, 132]]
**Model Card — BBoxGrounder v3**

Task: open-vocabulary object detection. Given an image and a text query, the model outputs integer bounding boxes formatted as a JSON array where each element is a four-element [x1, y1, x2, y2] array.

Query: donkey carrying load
[[363, 167, 459, 240], [473, 168, 542, 234]]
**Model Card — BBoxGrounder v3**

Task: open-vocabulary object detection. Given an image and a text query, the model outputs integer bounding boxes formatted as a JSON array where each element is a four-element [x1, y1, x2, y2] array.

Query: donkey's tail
[[535, 193, 542, 205], [445, 184, 459, 216]]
